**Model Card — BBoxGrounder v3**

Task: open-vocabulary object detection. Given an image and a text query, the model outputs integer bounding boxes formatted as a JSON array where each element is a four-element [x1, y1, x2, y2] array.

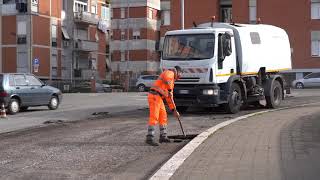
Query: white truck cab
[[161, 23, 292, 113]]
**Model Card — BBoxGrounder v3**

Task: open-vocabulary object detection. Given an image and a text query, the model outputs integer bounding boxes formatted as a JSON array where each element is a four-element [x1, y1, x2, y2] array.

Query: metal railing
[[74, 11, 99, 25], [74, 39, 98, 52]]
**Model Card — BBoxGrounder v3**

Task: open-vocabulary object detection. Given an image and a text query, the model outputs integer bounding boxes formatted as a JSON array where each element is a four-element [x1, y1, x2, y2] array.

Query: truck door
[[216, 30, 237, 84]]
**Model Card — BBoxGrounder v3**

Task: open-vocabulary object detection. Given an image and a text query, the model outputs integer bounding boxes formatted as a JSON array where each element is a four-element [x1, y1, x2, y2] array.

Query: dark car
[[0, 73, 62, 114]]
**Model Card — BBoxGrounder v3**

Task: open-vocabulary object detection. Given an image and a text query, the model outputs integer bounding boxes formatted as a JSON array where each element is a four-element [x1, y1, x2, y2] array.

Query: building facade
[[110, 0, 320, 87], [110, 0, 161, 89], [0, 0, 111, 86]]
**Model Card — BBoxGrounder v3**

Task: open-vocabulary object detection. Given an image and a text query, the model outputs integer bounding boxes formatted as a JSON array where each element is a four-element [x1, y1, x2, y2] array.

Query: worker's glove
[[173, 109, 180, 119]]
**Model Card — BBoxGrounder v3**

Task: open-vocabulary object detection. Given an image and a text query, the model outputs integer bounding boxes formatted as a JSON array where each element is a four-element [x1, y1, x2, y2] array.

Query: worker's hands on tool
[[173, 109, 180, 118]]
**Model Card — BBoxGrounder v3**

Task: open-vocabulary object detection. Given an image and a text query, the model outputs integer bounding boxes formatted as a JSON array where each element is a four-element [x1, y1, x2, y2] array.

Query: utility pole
[[0, 0, 2, 72], [181, 0, 184, 29], [126, 0, 130, 91]]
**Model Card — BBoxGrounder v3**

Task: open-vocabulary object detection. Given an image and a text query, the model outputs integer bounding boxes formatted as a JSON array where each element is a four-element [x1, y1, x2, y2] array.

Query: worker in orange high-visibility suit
[[146, 66, 183, 146]]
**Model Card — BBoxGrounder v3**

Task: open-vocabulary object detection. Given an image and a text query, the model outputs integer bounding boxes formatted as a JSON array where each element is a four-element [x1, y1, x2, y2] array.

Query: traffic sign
[[33, 58, 40, 65], [33, 58, 40, 73], [33, 65, 39, 73]]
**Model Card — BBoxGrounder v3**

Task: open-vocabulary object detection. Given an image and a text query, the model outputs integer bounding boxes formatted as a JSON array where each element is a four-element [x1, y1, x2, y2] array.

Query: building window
[[76, 29, 88, 40], [220, 6, 232, 23], [31, 0, 38, 12], [121, 8, 125, 18], [17, 35, 27, 44], [101, 6, 110, 20], [110, 30, 113, 40], [17, 21, 27, 44], [51, 54, 58, 77], [148, 9, 153, 19], [133, 29, 140, 40], [311, 31, 320, 56], [249, 0, 257, 23], [95, 32, 99, 42], [74, 0, 87, 12], [51, 25, 57, 47], [63, 0, 67, 10], [3, 0, 11, 4], [121, 31, 125, 41], [161, 10, 170, 25], [121, 52, 125, 61], [89, 59, 97, 70], [91, 5, 97, 14], [17, 52, 28, 73], [312, 0, 320, 19], [16, 0, 28, 13]]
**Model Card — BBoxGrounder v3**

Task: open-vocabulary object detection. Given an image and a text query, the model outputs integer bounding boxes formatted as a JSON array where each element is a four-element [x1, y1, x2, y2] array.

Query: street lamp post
[[181, 0, 184, 29], [126, 0, 130, 92]]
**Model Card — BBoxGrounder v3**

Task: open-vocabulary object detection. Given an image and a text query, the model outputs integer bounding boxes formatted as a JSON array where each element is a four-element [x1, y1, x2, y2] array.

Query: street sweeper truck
[[161, 22, 292, 113]]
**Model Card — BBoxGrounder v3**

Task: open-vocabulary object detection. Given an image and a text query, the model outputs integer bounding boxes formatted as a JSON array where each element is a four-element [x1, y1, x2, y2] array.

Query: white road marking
[[149, 102, 320, 180]]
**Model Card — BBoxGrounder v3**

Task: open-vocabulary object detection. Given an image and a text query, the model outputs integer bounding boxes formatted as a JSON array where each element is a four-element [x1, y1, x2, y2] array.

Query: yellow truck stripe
[[216, 68, 291, 77]]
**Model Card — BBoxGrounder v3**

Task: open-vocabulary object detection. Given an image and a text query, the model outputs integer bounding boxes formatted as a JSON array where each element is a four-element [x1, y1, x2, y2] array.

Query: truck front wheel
[[266, 80, 282, 108], [225, 83, 242, 114]]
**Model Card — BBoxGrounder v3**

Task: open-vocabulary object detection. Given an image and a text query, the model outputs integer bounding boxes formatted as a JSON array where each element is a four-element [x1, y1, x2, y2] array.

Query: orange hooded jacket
[[150, 70, 176, 110]]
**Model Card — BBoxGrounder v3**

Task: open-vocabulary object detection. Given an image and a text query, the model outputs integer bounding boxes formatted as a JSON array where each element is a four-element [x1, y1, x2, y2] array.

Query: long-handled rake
[[168, 113, 198, 142]]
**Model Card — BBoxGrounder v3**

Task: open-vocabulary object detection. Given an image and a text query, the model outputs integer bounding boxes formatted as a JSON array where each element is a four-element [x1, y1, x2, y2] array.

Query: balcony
[[74, 11, 99, 25], [81, 69, 95, 79], [74, 40, 98, 52], [73, 69, 96, 80], [1, 3, 18, 15]]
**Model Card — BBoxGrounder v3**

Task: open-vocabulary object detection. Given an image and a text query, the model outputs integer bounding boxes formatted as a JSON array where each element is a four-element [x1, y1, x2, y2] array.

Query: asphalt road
[[0, 89, 320, 180], [0, 93, 147, 133]]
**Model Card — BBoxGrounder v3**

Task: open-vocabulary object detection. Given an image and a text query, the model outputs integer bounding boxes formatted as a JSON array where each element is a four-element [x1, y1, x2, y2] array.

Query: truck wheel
[[176, 106, 188, 113], [225, 83, 242, 114], [266, 80, 282, 108]]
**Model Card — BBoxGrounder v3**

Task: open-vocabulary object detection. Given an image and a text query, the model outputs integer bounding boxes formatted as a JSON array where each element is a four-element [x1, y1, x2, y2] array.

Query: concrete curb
[[149, 102, 320, 180]]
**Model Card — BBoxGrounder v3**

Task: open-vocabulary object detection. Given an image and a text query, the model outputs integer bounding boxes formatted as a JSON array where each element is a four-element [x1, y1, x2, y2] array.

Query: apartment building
[[160, 0, 320, 81], [0, 0, 111, 85], [110, 0, 160, 87], [110, 0, 320, 87]]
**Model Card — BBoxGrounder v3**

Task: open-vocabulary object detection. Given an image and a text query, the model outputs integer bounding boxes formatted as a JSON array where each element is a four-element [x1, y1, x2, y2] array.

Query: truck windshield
[[162, 34, 215, 60]]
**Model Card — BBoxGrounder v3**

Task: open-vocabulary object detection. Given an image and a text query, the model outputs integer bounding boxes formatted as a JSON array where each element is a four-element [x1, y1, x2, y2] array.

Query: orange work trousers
[[148, 93, 167, 126]]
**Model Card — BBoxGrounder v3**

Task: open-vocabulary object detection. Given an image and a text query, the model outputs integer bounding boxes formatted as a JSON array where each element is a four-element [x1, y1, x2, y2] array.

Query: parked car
[[71, 82, 112, 93], [0, 73, 62, 114], [135, 75, 159, 92], [96, 83, 112, 93], [292, 72, 320, 89]]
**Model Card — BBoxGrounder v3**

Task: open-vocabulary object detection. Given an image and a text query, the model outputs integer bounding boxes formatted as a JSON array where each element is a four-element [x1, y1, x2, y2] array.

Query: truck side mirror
[[218, 34, 225, 62], [218, 33, 232, 69], [223, 33, 232, 56]]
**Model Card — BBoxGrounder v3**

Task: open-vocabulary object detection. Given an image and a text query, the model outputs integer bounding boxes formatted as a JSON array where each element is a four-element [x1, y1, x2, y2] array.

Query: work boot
[[146, 135, 159, 146], [159, 135, 171, 143], [159, 125, 170, 143]]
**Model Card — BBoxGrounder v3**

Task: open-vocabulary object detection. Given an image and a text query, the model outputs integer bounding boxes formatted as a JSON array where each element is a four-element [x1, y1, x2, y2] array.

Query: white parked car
[[135, 75, 159, 92], [292, 72, 320, 89]]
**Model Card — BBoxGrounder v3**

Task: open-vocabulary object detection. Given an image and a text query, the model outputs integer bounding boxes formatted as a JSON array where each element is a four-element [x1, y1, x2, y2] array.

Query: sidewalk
[[171, 105, 320, 180]]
